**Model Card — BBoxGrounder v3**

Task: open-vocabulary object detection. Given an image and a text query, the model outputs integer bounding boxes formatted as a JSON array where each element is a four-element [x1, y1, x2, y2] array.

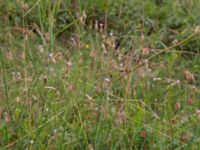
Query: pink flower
[[196, 109, 200, 114], [196, 109, 200, 119]]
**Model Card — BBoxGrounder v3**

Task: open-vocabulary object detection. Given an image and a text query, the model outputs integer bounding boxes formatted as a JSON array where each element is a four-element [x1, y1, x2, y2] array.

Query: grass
[[0, 0, 200, 149]]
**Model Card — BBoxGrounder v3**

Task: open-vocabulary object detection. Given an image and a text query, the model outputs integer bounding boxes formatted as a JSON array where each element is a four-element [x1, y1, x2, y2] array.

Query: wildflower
[[104, 78, 110, 83], [48, 53, 53, 57], [84, 44, 90, 49], [169, 79, 181, 88], [196, 109, 200, 119], [30, 140, 34, 144], [142, 47, 149, 55], [144, 59, 148, 63], [66, 60, 72, 67], [175, 80, 180, 84], [99, 22, 104, 30], [153, 77, 162, 81], [109, 32, 114, 36]]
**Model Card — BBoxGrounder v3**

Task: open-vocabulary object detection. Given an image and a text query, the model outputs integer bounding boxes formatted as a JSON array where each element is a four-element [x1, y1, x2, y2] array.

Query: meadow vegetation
[[0, 0, 200, 149]]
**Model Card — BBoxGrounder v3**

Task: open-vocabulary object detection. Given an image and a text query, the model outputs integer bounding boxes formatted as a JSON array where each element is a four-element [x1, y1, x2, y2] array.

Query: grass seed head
[[103, 77, 111, 90], [187, 97, 193, 106], [28, 61, 33, 68], [44, 32, 50, 43], [5, 50, 13, 60], [180, 133, 192, 144], [37, 45, 45, 54], [175, 102, 181, 111], [183, 69, 195, 83], [18, 51, 25, 60], [21, 3, 29, 12], [79, 11, 87, 25], [68, 84, 75, 92], [5, 112, 11, 123], [0, 107, 3, 119], [90, 49, 97, 59], [142, 47, 149, 55], [116, 105, 127, 125], [16, 96, 20, 103], [43, 75, 48, 85], [139, 130, 147, 139], [30, 140, 34, 144], [194, 26, 200, 35], [89, 144, 94, 150]]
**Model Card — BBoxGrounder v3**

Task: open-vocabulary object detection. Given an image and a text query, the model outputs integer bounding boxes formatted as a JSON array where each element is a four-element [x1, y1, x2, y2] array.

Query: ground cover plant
[[0, 0, 200, 149]]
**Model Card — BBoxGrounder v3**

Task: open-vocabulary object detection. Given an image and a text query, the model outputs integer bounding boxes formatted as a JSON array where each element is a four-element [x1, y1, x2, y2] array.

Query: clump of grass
[[0, 0, 200, 149]]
